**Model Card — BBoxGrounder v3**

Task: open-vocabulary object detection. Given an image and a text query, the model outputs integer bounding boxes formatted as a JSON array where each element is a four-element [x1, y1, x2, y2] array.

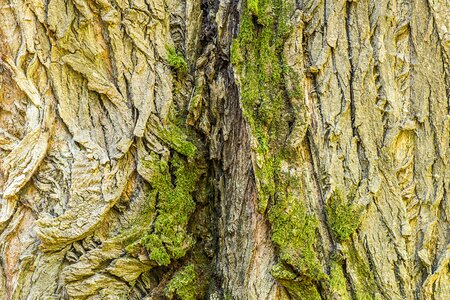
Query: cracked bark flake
[[0, 0, 448, 299]]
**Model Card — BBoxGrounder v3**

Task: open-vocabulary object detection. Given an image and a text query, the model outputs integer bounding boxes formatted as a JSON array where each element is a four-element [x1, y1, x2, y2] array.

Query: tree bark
[[0, 0, 448, 299]]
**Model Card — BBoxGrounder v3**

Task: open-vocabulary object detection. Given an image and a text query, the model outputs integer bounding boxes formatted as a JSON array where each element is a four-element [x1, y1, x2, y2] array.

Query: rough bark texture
[[0, 0, 448, 299]]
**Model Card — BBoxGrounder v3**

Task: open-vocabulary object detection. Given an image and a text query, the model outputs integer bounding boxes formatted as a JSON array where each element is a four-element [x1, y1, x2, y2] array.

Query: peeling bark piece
[[65, 273, 130, 298], [131, 51, 156, 137], [106, 257, 152, 282], [35, 152, 134, 251], [63, 236, 137, 282], [1, 127, 49, 200], [2, 58, 42, 107], [61, 52, 125, 108]]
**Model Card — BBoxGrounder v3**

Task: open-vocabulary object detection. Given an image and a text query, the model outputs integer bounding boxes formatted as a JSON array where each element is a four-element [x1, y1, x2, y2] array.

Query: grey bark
[[0, 0, 449, 299]]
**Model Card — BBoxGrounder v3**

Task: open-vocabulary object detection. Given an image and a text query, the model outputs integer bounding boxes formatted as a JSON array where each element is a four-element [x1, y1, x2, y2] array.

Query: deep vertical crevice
[[345, 1, 356, 139]]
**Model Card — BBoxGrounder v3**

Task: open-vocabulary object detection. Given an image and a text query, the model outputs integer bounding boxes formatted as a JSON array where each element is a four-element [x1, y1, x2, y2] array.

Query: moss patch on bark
[[271, 263, 322, 300], [326, 189, 364, 241], [232, 0, 328, 295], [165, 264, 200, 300], [127, 152, 203, 266], [269, 192, 325, 281], [166, 45, 188, 74], [231, 0, 293, 214], [329, 260, 351, 299]]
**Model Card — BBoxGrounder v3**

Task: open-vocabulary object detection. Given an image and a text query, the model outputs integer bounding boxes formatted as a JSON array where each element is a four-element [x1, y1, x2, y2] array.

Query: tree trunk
[[0, 0, 448, 298]]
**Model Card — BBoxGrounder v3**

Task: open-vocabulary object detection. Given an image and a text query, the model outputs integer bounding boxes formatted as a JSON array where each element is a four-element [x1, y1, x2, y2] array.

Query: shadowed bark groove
[[0, 0, 448, 299]]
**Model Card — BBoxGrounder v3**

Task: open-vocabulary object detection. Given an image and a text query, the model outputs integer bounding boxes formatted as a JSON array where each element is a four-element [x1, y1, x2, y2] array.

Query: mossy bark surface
[[0, 0, 449, 299]]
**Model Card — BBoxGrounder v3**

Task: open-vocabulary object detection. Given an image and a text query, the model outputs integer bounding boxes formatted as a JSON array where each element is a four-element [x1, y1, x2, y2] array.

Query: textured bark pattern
[[0, 0, 448, 299], [293, 1, 450, 298]]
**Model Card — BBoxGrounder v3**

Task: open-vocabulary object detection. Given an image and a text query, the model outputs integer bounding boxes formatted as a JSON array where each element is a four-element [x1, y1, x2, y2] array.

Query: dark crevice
[[345, 1, 357, 138], [394, 260, 407, 299], [306, 128, 334, 247], [98, 17, 120, 92], [330, 48, 348, 118], [95, 93, 112, 161], [367, 1, 390, 143], [342, 258, 357, 300], [307, 73, 325, 128], [425, 0, 450, 114], [345, 1, 370, 182], [195, 0, 247, 297]]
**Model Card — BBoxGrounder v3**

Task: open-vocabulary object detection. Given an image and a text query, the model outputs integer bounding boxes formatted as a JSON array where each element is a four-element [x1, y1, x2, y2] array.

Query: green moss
[[230, 40, 243, 66], [232, 0, 329, 294], [155, 122, 197, 158], [127, 152, 202, 266], [165, 265, 199, 300], [269, 192, 326, 281], [166, 45, 188, 74], [271, 263, 322, 300], [326, 189, 364, 241], [329, 261, 351, 299], [143, 234, 171, 266], [224, 293, 232, 300], [271, 263, 297, 281], [247, 0, 259, 16], [345, 244, 377, 300], [253, 150, 276, 213], [232, 0, 295, 214]]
